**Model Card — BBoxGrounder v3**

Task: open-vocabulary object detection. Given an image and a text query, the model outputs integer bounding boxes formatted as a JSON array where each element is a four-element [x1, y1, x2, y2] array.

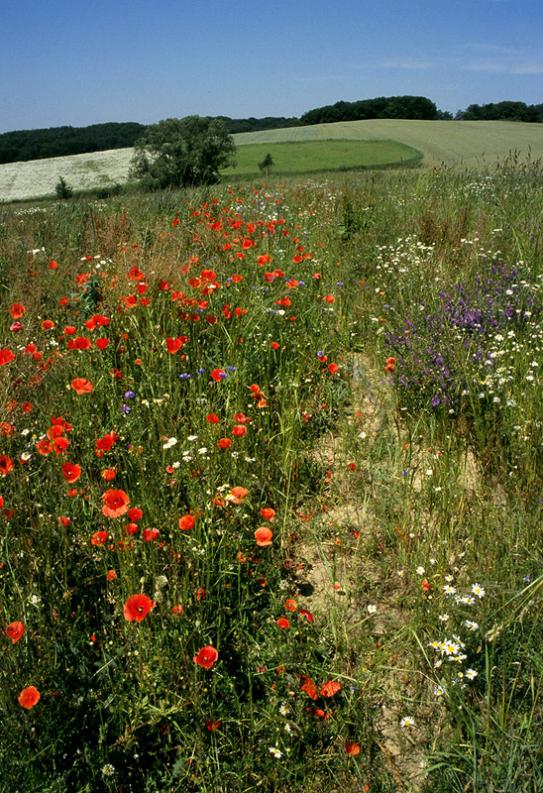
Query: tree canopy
[[300, 96, 439, 125], [129, 116, 236, 189], [0, 122, 145, 164]]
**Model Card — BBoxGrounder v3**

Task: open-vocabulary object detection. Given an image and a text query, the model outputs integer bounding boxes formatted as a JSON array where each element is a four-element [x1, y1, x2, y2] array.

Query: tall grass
[[1, 158, 542, 791]]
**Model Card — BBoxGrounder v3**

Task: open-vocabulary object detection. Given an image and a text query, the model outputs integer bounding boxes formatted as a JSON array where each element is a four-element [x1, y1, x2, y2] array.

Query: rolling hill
[[1, 120, 542, 202]]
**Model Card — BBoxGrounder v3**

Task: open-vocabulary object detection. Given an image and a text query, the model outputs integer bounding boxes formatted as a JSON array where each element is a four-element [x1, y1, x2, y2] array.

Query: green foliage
[[54, 175, 73, 199], [0, 121, 146, 164], [258, 152, 274, 175], [130, 116, 236, 189], [459, 100, 543, 122], [301, 95, 439, 125]]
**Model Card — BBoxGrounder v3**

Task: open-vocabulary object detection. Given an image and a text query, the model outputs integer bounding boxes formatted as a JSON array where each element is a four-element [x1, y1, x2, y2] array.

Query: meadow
[[1, 153, 543, 792], [221, 140, 421, 176], [2, 119, 543, 201]]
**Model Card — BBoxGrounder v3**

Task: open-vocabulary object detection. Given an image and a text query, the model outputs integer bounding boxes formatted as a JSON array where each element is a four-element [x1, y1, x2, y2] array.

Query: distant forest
[[1, 96, 541, 164]]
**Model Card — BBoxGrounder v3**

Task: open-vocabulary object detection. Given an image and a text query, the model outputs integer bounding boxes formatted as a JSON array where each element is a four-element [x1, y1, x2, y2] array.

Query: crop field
[[222, 140, 421, 176], [1, 158, 543, 792], [2, 119, 543, 201], [0, 147, 134, 203], [234, 118, 543, 165]]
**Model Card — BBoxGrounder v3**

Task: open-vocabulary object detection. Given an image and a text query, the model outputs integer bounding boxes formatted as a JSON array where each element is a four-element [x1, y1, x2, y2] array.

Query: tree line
[[1, 96, 541, 164], [0, 117, 299, 164], [457, 101, 543, 122]]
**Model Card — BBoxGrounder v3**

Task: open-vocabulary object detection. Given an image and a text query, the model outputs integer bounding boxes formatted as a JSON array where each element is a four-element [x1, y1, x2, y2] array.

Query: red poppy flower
[[276, 616, 290, 629], [254, 526, 273, 547], [18, 685, 40, 709], [259, 507, 276, 521], [327, 363, 340, 375], [53, 437, 70, 454], [127, 506, 143, 522], [205, 719, 222, 732], [9, 303, 26, 319], [6, 621, 25, 643], [232, 425, 247, 437], [61, 462, 81, 483], [210, 368, 226, 382], [95, 431, 120, 456], [102, 488, 130, 518], [285, 598, 297, 612], [206, 413, 220, 424], [91, 530, 108, 546], [142, 527, 160, 542], [193, 645, 219, 669], [71, 377, 94, 395], [166, 336, 188, 354], [229, 486, 248, 504], [217, 437, 232, 450], [68, 336, 91, 351], [178, 514, 195, 531], [300, 676, 318, 700], [320, 680, 342, 697], [0, 455, 14, 476], [40, 437, 59, 456], [123, 593, 155, 622], [345, 741, 361, 756], [0, 349, 16, 366]]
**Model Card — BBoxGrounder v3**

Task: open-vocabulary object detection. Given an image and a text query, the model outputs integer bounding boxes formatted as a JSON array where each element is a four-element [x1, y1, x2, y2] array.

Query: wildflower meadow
[[2, 155, 543, 792]]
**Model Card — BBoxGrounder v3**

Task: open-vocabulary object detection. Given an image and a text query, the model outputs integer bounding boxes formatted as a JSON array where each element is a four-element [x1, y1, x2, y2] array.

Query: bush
[[55, 175, 73, 199], [129, 115, 236, 189]]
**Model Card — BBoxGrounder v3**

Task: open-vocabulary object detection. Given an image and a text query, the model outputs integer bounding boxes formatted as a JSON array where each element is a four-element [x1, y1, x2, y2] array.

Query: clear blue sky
[[1, 0, 542, 132]]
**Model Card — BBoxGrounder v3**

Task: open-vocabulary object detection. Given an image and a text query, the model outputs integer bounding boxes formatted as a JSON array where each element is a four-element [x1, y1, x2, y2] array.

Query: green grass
[[234, 119, 543, 166], [221, 139, 421, 176]]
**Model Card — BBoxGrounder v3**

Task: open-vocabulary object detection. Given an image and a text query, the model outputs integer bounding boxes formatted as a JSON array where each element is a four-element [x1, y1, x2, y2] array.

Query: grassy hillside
[[1, 120, 542, 201], [234, 119, 543, 166], [223, 139, 421, 176]]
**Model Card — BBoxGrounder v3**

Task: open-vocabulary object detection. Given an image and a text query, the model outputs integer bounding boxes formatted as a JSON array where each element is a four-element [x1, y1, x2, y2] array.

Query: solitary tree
[[55, 175, 73, 199], [130, 116, 236, 189], [258, 153, 274, 177]]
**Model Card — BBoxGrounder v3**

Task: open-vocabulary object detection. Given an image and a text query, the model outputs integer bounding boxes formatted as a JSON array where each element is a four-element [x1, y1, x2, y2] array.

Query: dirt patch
[[293, 352, 436, 790]]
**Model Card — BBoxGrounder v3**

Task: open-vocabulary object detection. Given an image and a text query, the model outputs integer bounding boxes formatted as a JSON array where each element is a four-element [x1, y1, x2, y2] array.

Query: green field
[[235, 119, 543, 166], [222, 139, 421, 176]]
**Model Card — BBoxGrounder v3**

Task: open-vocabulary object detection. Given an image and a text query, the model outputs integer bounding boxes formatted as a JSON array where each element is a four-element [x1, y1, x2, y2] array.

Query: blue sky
[[1, 0, 542, 132]]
